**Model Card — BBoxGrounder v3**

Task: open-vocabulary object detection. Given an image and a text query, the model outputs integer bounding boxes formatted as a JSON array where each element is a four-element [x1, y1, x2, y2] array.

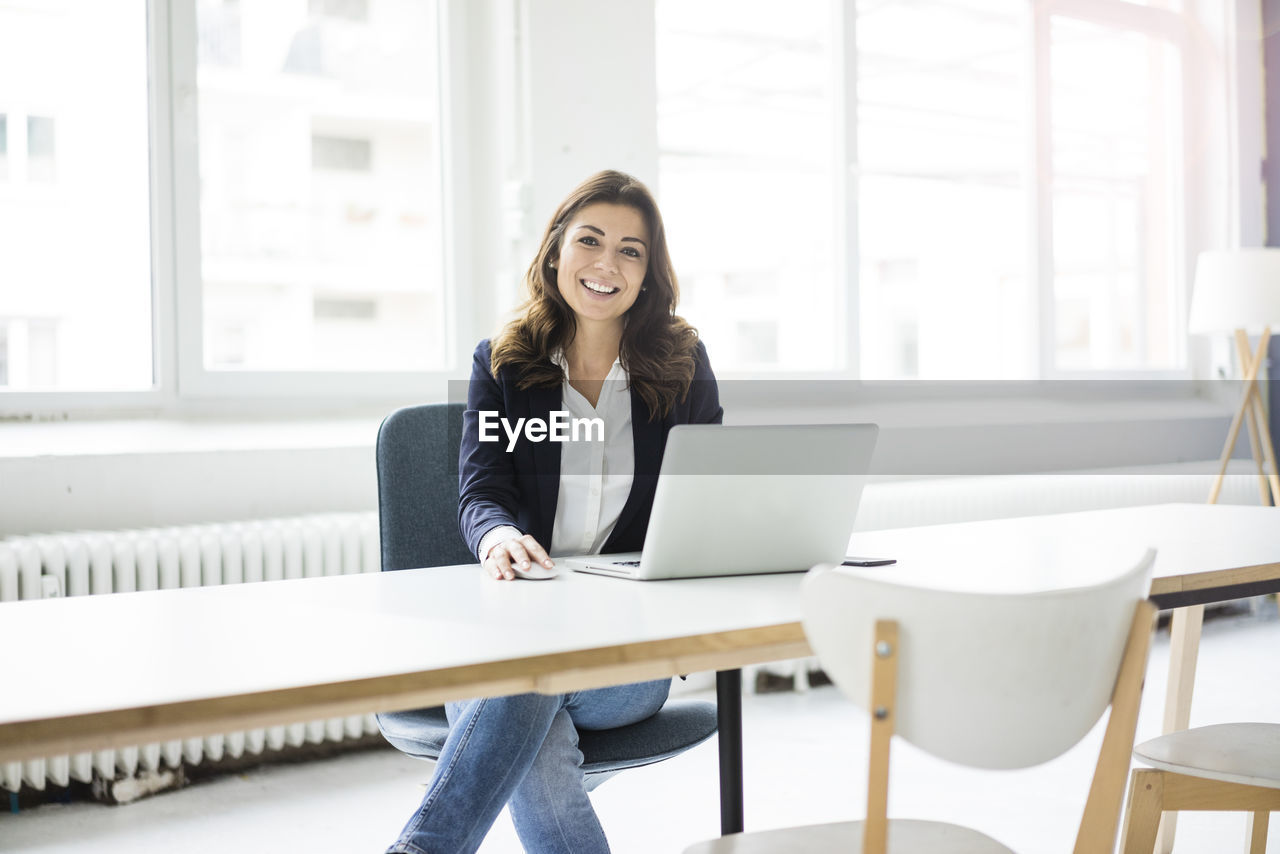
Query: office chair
[[373, 402, 718, 790], [686, 550, 1158, 854], [1120, 722, 1280, 853]]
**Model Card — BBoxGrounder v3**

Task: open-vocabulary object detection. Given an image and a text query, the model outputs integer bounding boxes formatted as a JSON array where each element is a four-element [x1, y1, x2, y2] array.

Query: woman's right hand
[[484, 534, 556, 581]]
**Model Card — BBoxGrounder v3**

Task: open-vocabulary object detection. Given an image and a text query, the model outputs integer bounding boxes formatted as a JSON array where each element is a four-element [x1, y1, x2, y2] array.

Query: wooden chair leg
[[1075, 601, 1158, 854], [1244, 810, 1269, 854], [1157, 604, 1203, 854], [862, 620, 899, 854], [1121, 769, 1164, 854]]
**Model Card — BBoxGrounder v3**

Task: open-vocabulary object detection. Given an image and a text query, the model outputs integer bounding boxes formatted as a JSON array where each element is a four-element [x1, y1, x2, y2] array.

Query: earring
[[549, 260, 557, 269]]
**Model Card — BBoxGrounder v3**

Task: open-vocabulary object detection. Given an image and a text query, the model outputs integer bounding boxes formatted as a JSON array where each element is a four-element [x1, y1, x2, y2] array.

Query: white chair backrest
[[801, 548, 1155, 770]]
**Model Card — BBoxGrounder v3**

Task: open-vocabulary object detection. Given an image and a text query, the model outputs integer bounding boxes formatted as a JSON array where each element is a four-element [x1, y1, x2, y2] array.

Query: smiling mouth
[[581, 279, 620, 295]]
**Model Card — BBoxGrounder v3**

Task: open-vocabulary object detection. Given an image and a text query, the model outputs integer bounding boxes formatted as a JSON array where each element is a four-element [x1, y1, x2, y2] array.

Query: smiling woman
[[380, 171, 724, 853]]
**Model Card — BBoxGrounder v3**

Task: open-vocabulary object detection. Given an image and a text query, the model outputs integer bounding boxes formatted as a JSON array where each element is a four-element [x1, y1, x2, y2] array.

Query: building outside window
[[657, 0, 840, 371], [26, 115, 57, 183], [194, 0, 446, 375], [0, 1, 151, 393]]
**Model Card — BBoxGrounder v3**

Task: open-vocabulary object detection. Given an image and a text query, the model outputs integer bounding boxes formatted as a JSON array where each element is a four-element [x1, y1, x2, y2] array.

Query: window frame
[[0, 0, 478, 418], [170, 0, 470, 402], [0, 0, 178, 416]]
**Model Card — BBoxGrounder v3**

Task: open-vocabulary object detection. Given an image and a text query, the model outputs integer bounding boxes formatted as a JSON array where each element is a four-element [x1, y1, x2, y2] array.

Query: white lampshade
[[1188, 248, 1280, 334]]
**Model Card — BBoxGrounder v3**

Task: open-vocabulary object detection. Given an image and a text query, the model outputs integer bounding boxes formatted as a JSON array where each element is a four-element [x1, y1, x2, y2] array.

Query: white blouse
[[548, 353, 634, 557], [475, 355, 635, 562]]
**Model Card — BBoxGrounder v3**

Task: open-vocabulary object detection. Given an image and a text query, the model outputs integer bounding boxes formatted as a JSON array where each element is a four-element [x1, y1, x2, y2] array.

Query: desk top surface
[[0, 557, 808, 725], [850, 502, 1280, 597], [2, 503, 1277, 743]]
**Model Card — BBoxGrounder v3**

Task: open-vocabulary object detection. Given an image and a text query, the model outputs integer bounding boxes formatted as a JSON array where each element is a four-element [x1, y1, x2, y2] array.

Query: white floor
[[3, 603, 1278, 854]]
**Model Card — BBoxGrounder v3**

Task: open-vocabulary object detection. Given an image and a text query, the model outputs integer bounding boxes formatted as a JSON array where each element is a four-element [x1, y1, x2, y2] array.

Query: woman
[[385, 170, 721, 854]]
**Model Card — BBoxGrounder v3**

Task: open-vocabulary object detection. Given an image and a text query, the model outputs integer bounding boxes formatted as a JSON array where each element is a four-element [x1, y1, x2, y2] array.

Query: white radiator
[[0, 511, 381, 795]]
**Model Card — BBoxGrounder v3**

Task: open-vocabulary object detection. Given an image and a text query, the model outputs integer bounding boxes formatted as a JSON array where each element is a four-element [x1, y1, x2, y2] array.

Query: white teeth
[[582, 280, 619, 295]]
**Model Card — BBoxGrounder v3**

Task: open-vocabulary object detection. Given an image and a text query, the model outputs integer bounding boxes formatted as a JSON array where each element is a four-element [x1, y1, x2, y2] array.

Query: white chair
[[685, 549, 1157, 854], [1120, 723, 1280, 853]]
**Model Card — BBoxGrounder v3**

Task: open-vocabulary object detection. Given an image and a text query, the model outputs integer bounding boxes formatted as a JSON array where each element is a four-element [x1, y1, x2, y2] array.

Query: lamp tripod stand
[[1209, 328, 1280, 506]]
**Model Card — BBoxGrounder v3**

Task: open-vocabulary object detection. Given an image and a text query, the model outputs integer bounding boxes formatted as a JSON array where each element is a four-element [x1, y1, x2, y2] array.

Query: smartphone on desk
[[841, 557, 897, 567]]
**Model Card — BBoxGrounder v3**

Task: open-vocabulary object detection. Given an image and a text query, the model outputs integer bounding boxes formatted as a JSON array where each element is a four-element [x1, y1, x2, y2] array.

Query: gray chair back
[[376, 402, 476, 570]]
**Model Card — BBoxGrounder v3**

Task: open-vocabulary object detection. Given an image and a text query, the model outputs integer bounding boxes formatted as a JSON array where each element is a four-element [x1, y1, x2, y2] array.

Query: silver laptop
[[564, 423, 878, 581]]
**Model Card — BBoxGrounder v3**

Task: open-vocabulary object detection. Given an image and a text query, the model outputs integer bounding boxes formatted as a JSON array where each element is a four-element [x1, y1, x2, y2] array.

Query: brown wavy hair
[[490, 170, 701, 418]]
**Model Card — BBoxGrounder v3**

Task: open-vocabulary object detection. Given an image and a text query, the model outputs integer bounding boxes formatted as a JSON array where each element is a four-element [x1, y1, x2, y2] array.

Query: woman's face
[[554, 202, 649, 333]]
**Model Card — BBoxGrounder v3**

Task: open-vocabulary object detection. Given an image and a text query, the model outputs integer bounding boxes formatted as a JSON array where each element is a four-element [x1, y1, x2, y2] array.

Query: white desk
[[0, 564, 810, 764], [2, 503, 1278, 839], [848, 502, 1280, 608]]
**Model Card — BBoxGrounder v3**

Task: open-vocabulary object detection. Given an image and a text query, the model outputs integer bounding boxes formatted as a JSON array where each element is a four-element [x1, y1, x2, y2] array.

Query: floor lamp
[[1188, 248, 1280, 507]]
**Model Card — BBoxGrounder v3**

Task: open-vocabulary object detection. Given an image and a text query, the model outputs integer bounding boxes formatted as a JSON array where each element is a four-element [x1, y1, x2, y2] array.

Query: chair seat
[[1134, 722, 1280, 789], [683, 819, 1015, 854], [377, 698, 718, 774]]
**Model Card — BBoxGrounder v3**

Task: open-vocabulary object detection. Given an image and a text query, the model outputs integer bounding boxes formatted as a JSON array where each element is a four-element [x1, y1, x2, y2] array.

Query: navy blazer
[[458, 338, 723, 558]]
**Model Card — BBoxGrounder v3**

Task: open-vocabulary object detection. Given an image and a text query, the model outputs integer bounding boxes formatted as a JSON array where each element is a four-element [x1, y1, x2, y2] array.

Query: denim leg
[[506, 707, 607, 854], [385, 680, 671, 854], [507, 679, 672, 854], [566, 679, 671, 731], [386, 693, 561, 854]]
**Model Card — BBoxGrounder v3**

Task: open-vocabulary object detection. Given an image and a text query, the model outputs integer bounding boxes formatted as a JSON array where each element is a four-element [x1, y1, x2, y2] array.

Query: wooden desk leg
[[716, 669, 745, 836], [1155, 604, 1204, 854]]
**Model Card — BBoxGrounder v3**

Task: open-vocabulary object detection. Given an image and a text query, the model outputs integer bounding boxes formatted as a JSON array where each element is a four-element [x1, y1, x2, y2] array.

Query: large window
[[0, 0, 447, 404], [0, 0, 1244, 413], [194, 0, 446, 375], [656, 0, 841, 371], [857, 1, 1030, 379], [1049, 15, 1183, 371], [0, 0, 153, 392], [657, 0, 1194, 378]]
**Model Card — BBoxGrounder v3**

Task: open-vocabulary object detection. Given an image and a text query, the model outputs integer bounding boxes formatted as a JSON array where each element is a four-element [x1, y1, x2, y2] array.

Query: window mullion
[[168, 0, 204, 398], [837, 0, 859, 379], [148, 0, 179, 408], [1032, 0, 1054, 379]]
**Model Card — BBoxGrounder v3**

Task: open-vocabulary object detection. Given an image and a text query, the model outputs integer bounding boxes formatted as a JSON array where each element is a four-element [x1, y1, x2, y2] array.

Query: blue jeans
[[386, 679, 671, 854]]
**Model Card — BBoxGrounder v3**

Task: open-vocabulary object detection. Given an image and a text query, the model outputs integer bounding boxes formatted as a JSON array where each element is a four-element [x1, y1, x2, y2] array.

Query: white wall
[[0, 394, 1242, 538], [523, 0, 659, 224], [0, 419, 378, 537]]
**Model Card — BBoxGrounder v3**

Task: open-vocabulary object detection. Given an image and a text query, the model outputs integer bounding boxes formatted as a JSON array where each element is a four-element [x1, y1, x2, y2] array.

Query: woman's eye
[[578, 236, 599, 246], [622, 248, 641, 258]]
